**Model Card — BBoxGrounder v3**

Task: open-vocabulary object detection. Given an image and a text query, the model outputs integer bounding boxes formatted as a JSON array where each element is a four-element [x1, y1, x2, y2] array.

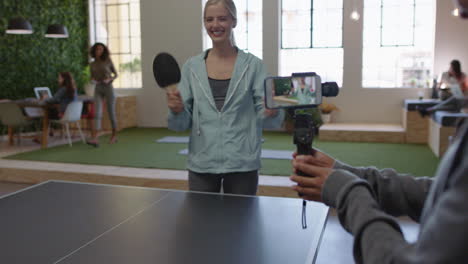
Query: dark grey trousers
[[188, 170, 259, 195]]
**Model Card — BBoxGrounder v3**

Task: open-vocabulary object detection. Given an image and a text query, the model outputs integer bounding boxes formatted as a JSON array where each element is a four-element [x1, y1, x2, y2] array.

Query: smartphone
[[264, 72, 322, 109]]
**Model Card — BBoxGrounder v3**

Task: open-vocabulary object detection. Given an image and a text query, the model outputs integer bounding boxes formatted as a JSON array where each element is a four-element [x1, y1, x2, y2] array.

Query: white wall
[[138, 0, 467, 127], [139, 0, 202, 127], [322, 0, 468, 124], [434, 0, 468, 76]]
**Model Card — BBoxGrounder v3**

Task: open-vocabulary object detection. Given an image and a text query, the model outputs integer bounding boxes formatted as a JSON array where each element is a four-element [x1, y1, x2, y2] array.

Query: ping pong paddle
[[152, 52, 181, 93]]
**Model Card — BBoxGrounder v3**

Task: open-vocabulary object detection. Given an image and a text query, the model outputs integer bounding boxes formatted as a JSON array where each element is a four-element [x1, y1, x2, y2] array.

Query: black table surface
[[0, 181, 329, 264]]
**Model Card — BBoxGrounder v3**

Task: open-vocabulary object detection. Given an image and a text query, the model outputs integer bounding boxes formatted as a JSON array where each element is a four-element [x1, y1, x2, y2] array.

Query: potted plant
[[319, 102, 339, 123]]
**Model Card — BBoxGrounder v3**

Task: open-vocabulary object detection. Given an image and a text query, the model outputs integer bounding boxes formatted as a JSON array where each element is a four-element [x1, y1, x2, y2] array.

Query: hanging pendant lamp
[[6, 17, 33, 34], [45, 24, 69, 38]]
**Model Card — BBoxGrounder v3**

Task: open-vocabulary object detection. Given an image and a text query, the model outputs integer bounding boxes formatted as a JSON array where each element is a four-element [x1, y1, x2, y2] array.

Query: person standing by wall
[[87, 43, 118, 147]]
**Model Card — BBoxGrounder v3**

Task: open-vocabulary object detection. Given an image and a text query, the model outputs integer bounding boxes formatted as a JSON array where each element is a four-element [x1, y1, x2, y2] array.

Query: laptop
[[26, 87, 52, 117], [34, 87, 52, 100]]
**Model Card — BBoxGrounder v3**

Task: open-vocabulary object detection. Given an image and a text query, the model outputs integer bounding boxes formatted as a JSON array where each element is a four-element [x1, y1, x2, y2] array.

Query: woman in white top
[[438, 60, 466, 99]]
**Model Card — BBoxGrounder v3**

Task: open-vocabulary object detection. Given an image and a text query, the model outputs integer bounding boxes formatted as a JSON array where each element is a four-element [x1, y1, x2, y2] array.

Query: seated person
[[419, 83, 467, 117], [437, 59, 466, 100], [43, 72, 78, 120]]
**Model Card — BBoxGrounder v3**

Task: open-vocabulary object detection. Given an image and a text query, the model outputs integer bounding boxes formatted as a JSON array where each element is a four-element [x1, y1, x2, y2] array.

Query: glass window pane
[[120, 21, 130, 38], [131, 37, 141, 53], [281, 0, 313, 49], [280, 0, 343, 82], [93, 0, 142, 88], [235, 30, 248, 49], [362, 0, 435, 88], [283, 0, 310, 11], [107, 5, 119, 21], [311, 0, 343, 48], [107, 22, 120, 37], [130, 20, 141, 37], [118, 4, 129, 21], [381, 1, 415, 46], [279, 48, 343, 87], [95, 6, 107, 21], [283, 10, 310, 31], [282, 30, 310, 48], [130, 3, 140, 20]]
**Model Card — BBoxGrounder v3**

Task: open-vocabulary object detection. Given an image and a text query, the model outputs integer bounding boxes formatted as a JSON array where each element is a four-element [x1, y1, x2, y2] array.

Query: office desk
[[13, 96, 93, 149], [13, 99, 49, 148]]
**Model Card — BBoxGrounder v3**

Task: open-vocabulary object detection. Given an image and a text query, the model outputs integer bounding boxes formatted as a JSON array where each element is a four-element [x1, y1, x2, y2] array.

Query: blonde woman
[[166, 0, 277, 195]]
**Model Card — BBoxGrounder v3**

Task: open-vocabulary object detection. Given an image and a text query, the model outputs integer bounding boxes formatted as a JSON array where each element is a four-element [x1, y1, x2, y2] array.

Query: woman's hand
[[166, 89, 184, 113], [289, 151, 336, 202], [103, 78, 113, 84]]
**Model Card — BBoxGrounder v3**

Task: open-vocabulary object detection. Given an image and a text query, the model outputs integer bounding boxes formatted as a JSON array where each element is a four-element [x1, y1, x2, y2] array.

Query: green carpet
[[4, 128, 439, 177]]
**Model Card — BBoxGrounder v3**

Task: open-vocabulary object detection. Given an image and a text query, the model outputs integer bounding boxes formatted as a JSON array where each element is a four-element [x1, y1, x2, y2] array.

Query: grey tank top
[[208, 77, 230, 111]]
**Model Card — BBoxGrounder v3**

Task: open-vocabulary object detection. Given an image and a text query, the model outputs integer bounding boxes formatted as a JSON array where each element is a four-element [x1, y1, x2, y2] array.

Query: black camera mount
[[293, 111, 316, 157]]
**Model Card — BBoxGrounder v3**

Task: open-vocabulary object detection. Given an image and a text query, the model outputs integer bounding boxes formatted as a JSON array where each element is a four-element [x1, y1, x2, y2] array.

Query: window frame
[[90, 0, 142, 89], [280, 0, 344, 50], [379, 0, 416, 48], [97, 3, 133, 55], [362, 0, 435, 89]]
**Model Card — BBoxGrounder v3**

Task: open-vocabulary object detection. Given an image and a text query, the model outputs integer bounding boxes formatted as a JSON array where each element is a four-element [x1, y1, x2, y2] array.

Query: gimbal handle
[[293, 112, 316, 176]]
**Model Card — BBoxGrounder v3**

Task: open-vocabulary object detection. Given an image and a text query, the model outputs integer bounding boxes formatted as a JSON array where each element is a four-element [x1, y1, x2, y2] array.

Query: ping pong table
[[0, 180, 329, 264]]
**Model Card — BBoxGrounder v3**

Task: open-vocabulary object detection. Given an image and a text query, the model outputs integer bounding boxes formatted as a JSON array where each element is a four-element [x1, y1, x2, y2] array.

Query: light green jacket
[[168, 49, 267, 174]]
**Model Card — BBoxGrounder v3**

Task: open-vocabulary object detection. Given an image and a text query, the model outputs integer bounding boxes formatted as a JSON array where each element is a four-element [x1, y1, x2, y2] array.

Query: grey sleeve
[[323, 130, 468, 264], [322, 170, 404, 264], [333, 161, 432, 221], [45, 88, 65, 105], [358, 155, 468, 264]]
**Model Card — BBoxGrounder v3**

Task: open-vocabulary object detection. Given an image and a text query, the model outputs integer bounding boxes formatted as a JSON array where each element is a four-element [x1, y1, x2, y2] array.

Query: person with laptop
[[290, 1, 468, 262], [43, 72, 78, 120], [32, 72, 77, 143]]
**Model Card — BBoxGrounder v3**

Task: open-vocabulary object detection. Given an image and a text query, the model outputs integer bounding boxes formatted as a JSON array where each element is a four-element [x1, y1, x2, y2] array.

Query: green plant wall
[[0, 0, 89, 100]]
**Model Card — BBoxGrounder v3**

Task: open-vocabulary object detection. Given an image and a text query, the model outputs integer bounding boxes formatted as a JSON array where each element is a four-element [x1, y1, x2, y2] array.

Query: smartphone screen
[[264, 73, 322, 109]]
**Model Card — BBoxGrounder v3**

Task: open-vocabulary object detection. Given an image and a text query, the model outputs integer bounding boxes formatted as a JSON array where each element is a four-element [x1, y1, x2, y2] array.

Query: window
[[92, 0, 142, 89], [381, 0, 416, 47], [280, 0, 343, 86], [362, 0, 435, 88], [202, 0, 263, 59]]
